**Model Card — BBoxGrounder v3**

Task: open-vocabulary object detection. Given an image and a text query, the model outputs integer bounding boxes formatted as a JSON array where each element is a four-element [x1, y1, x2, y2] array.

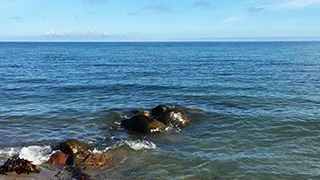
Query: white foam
[[0, 147, 20, 157], [0, 146, 52, 165], [119, 140, 156, 151], [91, 147, 111, 153], [165, 126, 181, 132], [150, 127, 162, 133], [19, 146, 51, 165]]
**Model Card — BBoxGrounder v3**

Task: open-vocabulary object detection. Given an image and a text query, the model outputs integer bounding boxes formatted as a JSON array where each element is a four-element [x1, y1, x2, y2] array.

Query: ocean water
[[0, 42, 319, 180]]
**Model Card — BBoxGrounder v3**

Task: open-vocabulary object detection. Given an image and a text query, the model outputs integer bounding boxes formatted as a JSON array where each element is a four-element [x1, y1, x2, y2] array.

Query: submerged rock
[[56, 140, 92, 155], [121, 115, 166, 133], [0, 155, 40, 175]]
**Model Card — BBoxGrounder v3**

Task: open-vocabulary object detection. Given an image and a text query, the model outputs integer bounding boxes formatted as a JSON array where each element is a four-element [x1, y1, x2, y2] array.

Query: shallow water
[[0, 42, 320, 179]]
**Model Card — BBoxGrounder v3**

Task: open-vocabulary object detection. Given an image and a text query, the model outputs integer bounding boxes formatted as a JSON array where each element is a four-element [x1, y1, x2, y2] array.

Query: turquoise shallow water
[[0, 42, 320, 179]]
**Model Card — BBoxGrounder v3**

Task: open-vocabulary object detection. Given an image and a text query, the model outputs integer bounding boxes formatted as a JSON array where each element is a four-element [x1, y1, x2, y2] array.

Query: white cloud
[[222, 15, 241, 23], [46, 30, 65, 36], [253, 0, 320, 10], [45, 29, 110, 36], [280, 0, 320, 7]]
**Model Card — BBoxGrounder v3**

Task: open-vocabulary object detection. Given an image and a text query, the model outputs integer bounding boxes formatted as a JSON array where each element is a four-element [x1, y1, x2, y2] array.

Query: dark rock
[[121, 115, 166, 133], [151, 104, 169, 119], [0, 155, 40, 175], [57, 140, 92, 155], [157, 108, 190, 127]]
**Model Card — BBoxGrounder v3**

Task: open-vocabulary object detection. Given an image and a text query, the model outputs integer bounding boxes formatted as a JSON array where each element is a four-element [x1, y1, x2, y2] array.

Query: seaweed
[[0, 155, 40, 175]]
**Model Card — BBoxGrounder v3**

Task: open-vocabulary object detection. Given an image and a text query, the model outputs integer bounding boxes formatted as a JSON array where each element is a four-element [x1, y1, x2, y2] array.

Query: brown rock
[[73, 151, 115, 170], [47, 151, 69, 165], [134, 109, 151, 117], [47, 151, 115, 170], [151, 104, 169, 119], [121, 115, 166, 133], [58, 140, 92, 155]]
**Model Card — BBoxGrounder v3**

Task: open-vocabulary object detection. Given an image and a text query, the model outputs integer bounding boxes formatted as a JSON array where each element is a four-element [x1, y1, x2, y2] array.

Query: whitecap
[[119, 140, 156, 151], [0, 146, 52, 165]]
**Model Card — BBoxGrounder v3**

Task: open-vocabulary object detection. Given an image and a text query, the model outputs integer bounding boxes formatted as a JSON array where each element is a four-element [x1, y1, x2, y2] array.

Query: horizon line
[[1, 39, 320, 43]]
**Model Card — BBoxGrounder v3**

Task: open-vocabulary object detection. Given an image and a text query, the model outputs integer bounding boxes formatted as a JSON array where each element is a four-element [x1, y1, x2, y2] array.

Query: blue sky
[[1, 0, 320, 41]]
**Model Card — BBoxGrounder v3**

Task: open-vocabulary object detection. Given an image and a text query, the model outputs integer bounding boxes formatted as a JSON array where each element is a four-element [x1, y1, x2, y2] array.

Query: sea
[[0, 42, 319, 180]]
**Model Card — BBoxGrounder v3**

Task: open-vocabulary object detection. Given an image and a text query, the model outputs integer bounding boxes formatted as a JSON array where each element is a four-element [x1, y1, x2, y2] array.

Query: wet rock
[[73, 151, 115, 170], [121, 115, 166, 133], [57, 140, 92, 155], [0, 155, 40, 175], [47, 151, 115, 170], [157, 108, 190, 127], [47, 151, 69, 165], [151, 104, 169, 119], [134, 109, 150, 117]]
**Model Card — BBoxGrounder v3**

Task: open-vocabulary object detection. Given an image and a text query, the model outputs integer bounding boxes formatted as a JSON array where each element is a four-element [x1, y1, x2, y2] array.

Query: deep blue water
[[0, 42, 320, 179]]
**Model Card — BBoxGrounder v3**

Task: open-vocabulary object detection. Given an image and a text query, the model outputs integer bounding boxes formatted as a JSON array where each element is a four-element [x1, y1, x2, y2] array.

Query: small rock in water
[[151, 104, 169, 119], [157, 108, 190, 127], [151, 105, 190, 127], [56, 139, 92, 155], [0, 155, 40, 175], [121, 115, 166, 133]]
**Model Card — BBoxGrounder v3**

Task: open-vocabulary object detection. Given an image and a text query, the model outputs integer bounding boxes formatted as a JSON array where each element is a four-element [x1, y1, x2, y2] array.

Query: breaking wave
[[0, 146, 52, 165]]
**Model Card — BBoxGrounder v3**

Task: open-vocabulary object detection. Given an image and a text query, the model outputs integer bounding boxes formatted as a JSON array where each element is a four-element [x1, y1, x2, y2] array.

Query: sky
[[0, 0, 320, 41]]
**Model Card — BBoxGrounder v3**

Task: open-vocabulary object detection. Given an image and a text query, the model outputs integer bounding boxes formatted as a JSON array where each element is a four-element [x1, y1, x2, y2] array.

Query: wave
[[119, 140, 156, 151], [0, 146, 52, 165], [93, 139, 157, 153]]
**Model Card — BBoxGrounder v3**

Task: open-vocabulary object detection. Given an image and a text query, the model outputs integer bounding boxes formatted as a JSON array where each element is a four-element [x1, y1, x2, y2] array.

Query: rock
[[47, 151, 115, 170], [151, 104, 169, 119], [157, 108, 190, 127], [73, 151, 115, 170], [57, 140, 92, 155], [134, 109, 150, 117], [121, 115, 166, 133], [46, 151, 69, 165], [0, 155, 40, 175]]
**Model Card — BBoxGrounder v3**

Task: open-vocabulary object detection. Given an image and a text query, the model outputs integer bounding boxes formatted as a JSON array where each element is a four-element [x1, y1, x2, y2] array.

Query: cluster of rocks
[[47, 139, 115, 170], [121, 104, 190, 133], [0, 104, 191, 179]]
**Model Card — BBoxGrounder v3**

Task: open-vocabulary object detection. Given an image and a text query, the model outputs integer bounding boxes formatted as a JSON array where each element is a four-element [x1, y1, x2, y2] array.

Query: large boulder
[[157, 108, 190, 127], [151, 105, 169, 119], [121, 115, 166, 133], [56, 140, 92, 155]]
